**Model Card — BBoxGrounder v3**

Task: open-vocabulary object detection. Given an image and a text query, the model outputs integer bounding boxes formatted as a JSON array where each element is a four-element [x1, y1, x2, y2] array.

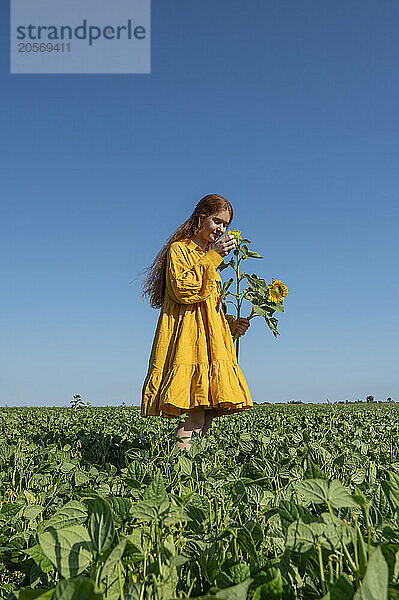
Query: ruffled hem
[[141, 360, 253, 418]]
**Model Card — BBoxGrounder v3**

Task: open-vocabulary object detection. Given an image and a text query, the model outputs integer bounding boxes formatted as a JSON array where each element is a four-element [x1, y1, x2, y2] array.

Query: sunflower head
[[228, 229, 243, 241], [267, 279, 288, 303]]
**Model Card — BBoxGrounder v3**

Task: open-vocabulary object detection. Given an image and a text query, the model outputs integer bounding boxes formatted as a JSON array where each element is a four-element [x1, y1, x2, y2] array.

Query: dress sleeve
[[225, 314, 238, 337], [167, 244, 224, 304]]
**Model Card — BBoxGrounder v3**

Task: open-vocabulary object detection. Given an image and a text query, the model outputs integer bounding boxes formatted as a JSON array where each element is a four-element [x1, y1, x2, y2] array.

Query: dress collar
[[183, 238, 207, 254]]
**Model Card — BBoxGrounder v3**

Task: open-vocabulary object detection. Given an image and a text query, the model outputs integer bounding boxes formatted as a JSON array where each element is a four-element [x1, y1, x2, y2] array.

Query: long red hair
[[141, 194, 233, 309]]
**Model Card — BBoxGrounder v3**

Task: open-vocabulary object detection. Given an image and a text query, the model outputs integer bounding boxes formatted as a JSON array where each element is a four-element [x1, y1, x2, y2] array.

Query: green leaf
[[185, 503, 206, 530], [373, 484, 391, 520], [318, 514, 351, 550], [382, 472, 399, 513], [328, 480, 359, 509], [88, 498, 115, 554], [351, 468, 367, 486], [296, 479, 329, 504], [130, 501, 158, 522], [23, 505, 44, 520], [39, 525, 93, 578], [217, 261, 230, 272], [97, 540, 126, 600], [304, 456, 328, 480], [213, 579, 253, 599], [74, 471, 90, 487], [178, 454, 193, 476], [222, 278, 234, 291], [354, 522, 368, 579], [296, 479, 358, 509], [271, 301, 284, 313], [394, 552, 399, 583], [251, 304, 267, 318], [252, 568, 283, 599], [124, 579, 141, 600], [196, 541, 220, 583], [329, 574, 354, 600], [387, 586, 399, 599], [237, 527, 257, 561], [107, 497, 132, 527], [380, 544, 399, 583], [232, 480, 248, 505], [99, 539, 126, 581], [246, 250, 263, 258], [286, 519, 325, 553], [53, 577, 103, 600], [25, 543, 54, 573], [43, 501, 88, 531], [265, 317, 280, 337], [229, 563, 251, 584], [353, 489, 369, 508], [142, 472, 168, 508], [353, 546, 388, 600], [278, 500, 314, 532], [14, 589, 54, 600], [60, 462, 76, 473], [1, 501, 23, 518], [390, 472, 399, 506]]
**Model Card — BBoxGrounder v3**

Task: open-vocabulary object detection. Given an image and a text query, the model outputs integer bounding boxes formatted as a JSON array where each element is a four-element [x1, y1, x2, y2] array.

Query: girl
[[141, 194, 252, 451]]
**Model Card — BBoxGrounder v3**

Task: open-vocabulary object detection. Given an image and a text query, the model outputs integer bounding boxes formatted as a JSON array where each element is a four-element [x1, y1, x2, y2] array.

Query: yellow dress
[[141, 238, 253, 418]]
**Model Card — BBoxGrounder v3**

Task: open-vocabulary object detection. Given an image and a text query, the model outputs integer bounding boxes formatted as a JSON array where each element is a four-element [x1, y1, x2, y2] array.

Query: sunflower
[[268, 279, 288, 303], [228, 229, 243, 240]]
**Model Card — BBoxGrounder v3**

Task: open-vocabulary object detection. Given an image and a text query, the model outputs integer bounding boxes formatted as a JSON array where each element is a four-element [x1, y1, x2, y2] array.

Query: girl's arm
[[167, 243, 224, 304]]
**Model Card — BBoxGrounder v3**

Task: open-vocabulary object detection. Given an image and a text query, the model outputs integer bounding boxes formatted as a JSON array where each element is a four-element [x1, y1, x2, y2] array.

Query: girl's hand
[[236, 317, 250, 336], [211, 235, 236, 257]]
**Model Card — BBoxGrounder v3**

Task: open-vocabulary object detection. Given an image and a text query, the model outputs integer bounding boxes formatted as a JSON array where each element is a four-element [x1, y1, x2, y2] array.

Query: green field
[[1, 403, 399, 599]]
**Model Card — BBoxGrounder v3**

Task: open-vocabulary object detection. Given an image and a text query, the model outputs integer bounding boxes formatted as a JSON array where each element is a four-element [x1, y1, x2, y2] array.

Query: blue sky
[[1, 0, 398, 406]]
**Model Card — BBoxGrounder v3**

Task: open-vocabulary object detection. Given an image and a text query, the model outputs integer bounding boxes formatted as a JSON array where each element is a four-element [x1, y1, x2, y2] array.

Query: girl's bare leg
[[174, 407, 205, 451], [201, 409, 215, 436]]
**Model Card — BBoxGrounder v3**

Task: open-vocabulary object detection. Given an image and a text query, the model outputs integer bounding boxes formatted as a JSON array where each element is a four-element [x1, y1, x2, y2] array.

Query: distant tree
[[387, 397, 393, 403], [70, 394, 91, 408], [366, 395, 375, 403]]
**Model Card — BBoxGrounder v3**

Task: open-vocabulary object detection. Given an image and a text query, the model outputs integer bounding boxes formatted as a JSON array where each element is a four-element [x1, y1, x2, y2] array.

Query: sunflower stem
[[234, 248, 241, 361]]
